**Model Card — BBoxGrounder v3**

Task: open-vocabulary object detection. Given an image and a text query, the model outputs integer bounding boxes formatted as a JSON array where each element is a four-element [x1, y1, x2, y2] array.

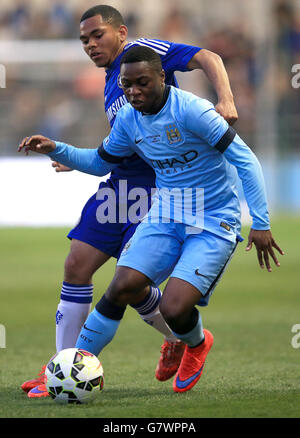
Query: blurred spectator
[[158, 7, 192, 43], [73, 66, 105, 100], [123, 11, 139, 40], [6, 0, 31, 39], [203, 26, 256, 146], [46, 1, 76, 39], [37, 90, 80, 139]]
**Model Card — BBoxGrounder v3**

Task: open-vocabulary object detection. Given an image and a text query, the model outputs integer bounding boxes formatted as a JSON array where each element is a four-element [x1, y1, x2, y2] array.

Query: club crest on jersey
[[121, 239, 132, 255], [165, 124, 182, 145], [117, 74, 123, 88]]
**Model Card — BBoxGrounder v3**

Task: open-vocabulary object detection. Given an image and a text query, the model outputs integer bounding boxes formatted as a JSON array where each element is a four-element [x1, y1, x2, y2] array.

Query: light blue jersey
[[50, 86, 270, 243], [99, 86, 269, 242]]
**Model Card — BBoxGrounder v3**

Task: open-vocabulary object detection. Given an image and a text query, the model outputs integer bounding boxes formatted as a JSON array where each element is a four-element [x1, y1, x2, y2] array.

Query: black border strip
[[215, 126, 236, 153], [97, 143, 125, 164]]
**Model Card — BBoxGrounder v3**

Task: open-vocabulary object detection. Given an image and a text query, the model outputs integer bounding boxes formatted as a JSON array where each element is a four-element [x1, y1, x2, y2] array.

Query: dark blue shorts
[[67, 179, 153, 259]]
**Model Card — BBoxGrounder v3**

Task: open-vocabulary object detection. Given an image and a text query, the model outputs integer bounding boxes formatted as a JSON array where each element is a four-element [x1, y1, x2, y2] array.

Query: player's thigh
[[64, 239, 111, 283], [67, 189, 130, 259], [117, 221, 182, 287], [171, 230, 237, 306]]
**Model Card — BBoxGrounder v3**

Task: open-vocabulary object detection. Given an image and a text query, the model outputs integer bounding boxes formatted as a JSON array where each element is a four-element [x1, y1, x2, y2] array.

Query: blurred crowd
[[0, 0, 141, 40], [0, 0, 300, 156], [0, 0, 91, 40]]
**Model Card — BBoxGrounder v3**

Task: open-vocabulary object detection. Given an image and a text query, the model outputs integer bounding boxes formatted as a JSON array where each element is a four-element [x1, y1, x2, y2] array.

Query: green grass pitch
[[0, 215, 299, 418]]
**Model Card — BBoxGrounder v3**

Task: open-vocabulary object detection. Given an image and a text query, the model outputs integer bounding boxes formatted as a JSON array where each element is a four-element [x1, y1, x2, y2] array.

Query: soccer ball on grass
[[45, 348, 104, 404]]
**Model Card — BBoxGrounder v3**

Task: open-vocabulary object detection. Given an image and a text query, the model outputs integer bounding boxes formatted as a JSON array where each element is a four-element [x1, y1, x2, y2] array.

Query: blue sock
[[75, 295, 126, 356], [172, 311, 204, 348]]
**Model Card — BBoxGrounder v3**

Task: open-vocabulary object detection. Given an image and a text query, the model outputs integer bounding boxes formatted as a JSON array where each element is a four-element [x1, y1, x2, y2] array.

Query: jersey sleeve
[[184, 97, 270, 230], [184, 98, 230, 147], [223, 136, 270, 230], [131, 39, 201, 72], [48, 143, 117, 177], [161, 41, 201, 72], [100, 106, 136, 160]]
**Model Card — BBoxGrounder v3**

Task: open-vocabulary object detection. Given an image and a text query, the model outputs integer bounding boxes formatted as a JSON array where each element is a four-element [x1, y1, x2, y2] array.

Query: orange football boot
[[155, 340, 185, 381], [21, 365, 46, 393], [173, 329, 214, 393], [28, 384, 49, 398]]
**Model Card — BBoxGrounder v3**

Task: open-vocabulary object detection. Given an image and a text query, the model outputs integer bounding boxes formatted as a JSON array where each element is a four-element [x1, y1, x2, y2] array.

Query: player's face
[[120, 62, 165, 113], [80, 15, 128, 68]]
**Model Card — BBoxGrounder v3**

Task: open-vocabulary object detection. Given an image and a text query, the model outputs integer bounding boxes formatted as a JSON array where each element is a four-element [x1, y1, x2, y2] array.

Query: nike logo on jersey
[[195, 269, 208, 278], [135, 138, 143, 144], [83, 324, 102, 335]]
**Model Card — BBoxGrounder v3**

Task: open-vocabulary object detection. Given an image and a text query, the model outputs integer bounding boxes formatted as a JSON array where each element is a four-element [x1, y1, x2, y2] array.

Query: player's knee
[[106, 269, 147, 307], [159, 300, 185, 329], [106, 279, 135, 306]]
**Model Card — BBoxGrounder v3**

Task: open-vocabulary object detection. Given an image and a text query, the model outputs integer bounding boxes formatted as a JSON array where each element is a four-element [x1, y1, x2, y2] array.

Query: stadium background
[[0, 0, 299, 419], [0, 0, 300, 224]]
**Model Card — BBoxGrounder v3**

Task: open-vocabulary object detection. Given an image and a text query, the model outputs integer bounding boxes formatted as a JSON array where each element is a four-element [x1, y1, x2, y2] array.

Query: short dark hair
[[120, 46, 162, 73], [80, 5, 125, 28]]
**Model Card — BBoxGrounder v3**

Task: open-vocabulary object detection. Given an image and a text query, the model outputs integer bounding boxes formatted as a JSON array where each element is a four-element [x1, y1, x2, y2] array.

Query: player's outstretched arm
[[18, 135, 116, 177], [246, 229, 284, 272], [18, 135, 56, 154], [187, 49, 238, 125]]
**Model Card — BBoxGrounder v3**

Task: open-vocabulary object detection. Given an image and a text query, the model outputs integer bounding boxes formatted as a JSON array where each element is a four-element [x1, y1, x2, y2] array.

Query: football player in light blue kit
[[21, 4, 241, 397], [19, 46, 284, 393]]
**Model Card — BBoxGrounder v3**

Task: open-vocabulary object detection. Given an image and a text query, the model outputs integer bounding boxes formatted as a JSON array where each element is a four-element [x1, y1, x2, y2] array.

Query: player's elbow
[[197, 49, 223, 68], [202, 49, 222, 62]]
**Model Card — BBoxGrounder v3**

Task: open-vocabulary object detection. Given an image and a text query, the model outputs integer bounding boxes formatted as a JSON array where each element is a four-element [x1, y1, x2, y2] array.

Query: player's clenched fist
[[215, 100, 238, 126], [18, 135, 56, 155]]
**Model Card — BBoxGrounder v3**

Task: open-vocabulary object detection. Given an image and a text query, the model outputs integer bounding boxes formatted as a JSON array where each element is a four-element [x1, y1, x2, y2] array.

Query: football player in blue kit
[[20, 5, 239, 397], [19, 45, 284, 393]]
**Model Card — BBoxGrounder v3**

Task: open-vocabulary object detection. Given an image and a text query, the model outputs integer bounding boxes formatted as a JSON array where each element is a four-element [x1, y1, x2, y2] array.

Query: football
[[45, 348, 104, 404]]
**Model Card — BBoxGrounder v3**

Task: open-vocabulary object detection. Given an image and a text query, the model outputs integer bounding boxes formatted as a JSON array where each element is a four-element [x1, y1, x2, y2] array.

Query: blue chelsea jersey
[[103, 38, 201, 185]]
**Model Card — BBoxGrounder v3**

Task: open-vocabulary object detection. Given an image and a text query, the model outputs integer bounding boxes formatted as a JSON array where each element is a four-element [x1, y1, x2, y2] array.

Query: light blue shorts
[[117, 222, 238, 306]]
